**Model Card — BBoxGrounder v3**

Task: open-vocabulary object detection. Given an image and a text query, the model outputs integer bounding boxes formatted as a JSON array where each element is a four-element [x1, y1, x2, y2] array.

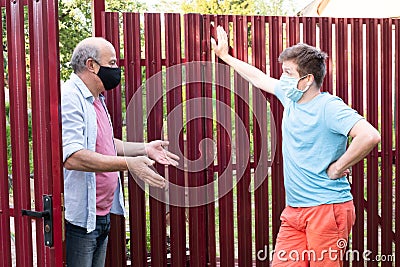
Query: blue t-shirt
[[275, 84, 364, 207]]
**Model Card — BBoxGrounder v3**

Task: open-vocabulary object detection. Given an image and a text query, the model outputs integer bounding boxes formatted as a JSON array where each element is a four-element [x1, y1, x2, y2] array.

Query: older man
[[61, 37, 179, 267]]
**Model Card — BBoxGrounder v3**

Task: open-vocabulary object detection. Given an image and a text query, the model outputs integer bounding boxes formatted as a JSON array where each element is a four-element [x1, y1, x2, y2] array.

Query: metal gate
[[1, 2, 399, 267], [0, 0, 63, 266]]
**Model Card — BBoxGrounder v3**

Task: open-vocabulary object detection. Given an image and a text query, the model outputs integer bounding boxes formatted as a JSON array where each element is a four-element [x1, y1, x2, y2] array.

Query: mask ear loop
[[298, 74, 312, 92], [86, 58, 101, 75]]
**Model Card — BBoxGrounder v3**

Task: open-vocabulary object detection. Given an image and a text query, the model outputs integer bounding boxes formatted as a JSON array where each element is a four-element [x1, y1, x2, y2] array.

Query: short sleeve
[[273, 81, 289, 108], [324, 96, 364, 136]]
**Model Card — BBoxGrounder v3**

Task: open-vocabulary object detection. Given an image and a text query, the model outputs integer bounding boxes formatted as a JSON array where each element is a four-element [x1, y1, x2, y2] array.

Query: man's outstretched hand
[[126, 156, 166, 188], [145, 140, 180, 166]]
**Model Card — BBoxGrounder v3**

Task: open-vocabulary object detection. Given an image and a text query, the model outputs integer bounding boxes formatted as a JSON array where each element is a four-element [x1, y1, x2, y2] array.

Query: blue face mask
[[279, 74, 311, 102]]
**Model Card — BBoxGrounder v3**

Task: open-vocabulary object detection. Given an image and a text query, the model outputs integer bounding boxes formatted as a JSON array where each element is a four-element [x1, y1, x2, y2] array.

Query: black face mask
[[96, 65, 121, 91]]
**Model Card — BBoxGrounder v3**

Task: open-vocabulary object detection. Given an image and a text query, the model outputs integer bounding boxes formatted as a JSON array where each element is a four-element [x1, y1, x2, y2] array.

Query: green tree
[[255, 0, 297, 16], [153, 0, 183, 13], [182, 0, 256, 15], [59, 0, 92, 81]]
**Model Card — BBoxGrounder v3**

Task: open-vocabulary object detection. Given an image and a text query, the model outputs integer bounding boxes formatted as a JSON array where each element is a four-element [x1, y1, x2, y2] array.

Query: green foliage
[[180, 0, 297, 15], [58, 0, 92, 81], [105, 0, 148, 12], [182, 0, 256, 15], [5, 102, 11, 174], [154, 0, 183, 13], [255, 0, 297, 16]]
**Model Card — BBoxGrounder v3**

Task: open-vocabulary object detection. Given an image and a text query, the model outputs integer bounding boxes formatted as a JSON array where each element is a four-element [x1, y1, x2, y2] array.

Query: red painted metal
[[287, 16, 300, 47], [202, 14, 217, 267], [145, 13, 167, 267], [0, 9, 11, 267], [103, 12, 122, 139], [91, 12, 400, 267], [334, 18, 349, 102], [28, 0, 53, 264], [251, 16, 270, 267], [185, 13, 208, 267], [380, 18, 393, 267], [395, 18, 400, 267], [233, 15, 252, 267], [215, 15, 235, 267], [6, 0, 33, 266], [319, 17, 333, 93], [102, 12, 127, 267], [268, 16, 285, 245], [123, 12, 148, 267], [349, 18, 364, 267], [164, 13, 187, 267], [365, 18, 379, 267], [45, 0, 65, 264], [302, 16, 317, 46], [92, 0, 105, 37]]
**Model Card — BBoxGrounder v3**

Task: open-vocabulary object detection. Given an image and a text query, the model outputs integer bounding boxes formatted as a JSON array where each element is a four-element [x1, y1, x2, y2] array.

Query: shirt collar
[[70, 73, 95, 103]]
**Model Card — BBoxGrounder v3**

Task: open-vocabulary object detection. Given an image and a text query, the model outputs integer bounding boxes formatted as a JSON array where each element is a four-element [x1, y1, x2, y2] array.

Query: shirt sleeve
[[324, 96, 364, 136], [273, 81, 289, 108], [61, 89, 86, 162]]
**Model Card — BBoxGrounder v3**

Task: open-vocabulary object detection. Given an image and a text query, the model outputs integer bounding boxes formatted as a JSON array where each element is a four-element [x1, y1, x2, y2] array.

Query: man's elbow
[[63, 158, 74, 170], [367, 130, 381, 147]]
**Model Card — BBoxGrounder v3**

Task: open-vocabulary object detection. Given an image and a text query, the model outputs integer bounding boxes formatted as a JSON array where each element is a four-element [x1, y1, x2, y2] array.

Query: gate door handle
[[22, 195, 53, 247]]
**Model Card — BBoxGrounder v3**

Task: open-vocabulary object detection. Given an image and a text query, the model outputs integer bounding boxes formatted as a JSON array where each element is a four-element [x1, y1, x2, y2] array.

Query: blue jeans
[[66, 214, 111, 267]]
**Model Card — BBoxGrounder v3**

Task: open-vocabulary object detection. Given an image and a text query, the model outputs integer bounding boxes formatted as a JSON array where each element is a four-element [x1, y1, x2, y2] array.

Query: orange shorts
[[272, 200, 355, 267]]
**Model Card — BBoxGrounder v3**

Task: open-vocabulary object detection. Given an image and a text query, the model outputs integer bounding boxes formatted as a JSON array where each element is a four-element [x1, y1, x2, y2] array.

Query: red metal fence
[[98, 12, 399, 267], [0, 4, 399, 267], [0, 0, 63, 267]]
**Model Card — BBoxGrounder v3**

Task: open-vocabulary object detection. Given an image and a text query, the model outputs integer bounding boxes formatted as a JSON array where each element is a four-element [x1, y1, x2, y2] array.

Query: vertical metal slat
[[365, 18, 379, 267], [319, 17, 333, 93], [123, 12, 148, 267], [0, 5, 11, 266], [233, 15, 252, 267], [349, 18, 364, 267], [6, 0, 33, 266], [165, 13, 187, 267], [185, 13, 208, 267], [335, 18, 349, 101], [380, 18, 393, 267], [252, 16, 270, 267], [144, 13, 167, 267], [203, 14, 217, 266], [215, 15, 234, 267], [268, 16, 285, 245]]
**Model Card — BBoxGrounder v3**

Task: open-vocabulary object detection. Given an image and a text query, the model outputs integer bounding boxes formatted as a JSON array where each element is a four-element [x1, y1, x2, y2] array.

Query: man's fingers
[[166, 150, 180, 161], [144, 158, 155, 166], [165, 157, 179, 167], [217, 26, 227, 43], [211, 38, 216, 49], [144, 169, 166, 188]]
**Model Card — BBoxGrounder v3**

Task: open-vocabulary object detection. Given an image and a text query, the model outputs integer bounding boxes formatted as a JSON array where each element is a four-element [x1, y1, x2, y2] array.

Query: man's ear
[[86, 58, 96, 72], [307, 74, 315, 86]]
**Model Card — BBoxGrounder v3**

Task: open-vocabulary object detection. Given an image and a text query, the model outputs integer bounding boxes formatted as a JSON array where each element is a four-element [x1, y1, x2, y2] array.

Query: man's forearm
[[64, 149, 128, 172], [114, 138, 147, 157], [219, 54, 277, 94], [334, 134, 380, 174]]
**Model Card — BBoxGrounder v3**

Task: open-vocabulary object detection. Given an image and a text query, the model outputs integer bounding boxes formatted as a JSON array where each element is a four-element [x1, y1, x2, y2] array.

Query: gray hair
[[70, 41, 99, 74]]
